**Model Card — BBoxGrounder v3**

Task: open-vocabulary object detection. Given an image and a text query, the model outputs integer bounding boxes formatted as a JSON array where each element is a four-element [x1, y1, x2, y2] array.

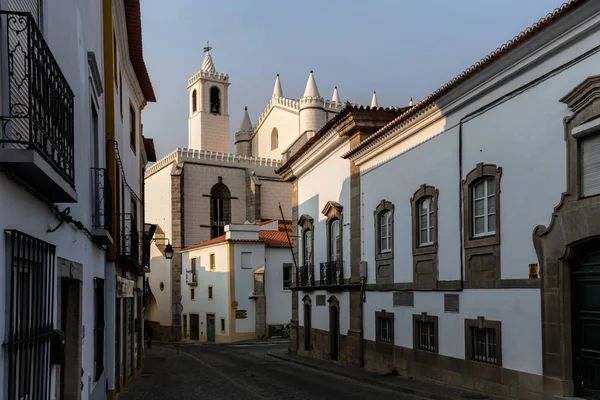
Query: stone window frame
[[374, 200, 394, 284], [412, 313, 439, 354], [298, 214, 314, 267], [410, 185, 439, 289], [302, 295, 312, 351], [462, 163, 502, 285], [464, 317, 502, 367], [190, 288, 195, 301], [375, 310, 394, 354], [328, 296, 340, 360], [209, 253, 216, 271], [322, 201, 343, 264], [220, 317, 226, 333], [208, 285, 213, 300]]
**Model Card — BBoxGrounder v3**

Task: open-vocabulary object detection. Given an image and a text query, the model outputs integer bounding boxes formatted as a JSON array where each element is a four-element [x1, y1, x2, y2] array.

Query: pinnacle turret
[[303, 71, 320, 98], [239, 106, 253, 132], [273, 74, 283, 98], [201, 51, 215, 72], [371, 91, 379, 108], [332, 87, 340, 104]]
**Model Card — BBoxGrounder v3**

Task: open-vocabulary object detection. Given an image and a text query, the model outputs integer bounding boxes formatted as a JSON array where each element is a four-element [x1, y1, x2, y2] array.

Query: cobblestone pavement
[[118, 341, 429, 400]]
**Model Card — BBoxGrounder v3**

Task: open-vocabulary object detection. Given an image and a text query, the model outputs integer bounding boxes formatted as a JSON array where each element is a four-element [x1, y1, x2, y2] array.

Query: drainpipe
[[360, 191, 365, 368]]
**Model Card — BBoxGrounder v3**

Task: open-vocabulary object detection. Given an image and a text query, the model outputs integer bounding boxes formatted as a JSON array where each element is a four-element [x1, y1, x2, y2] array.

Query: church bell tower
[[187, 44, 231, 153]]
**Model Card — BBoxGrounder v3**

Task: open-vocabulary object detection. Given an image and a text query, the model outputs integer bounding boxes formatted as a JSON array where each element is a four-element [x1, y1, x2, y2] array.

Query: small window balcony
[[320, 260, 344, 286], [186, 270, 198, 286], [296, 264, 315, 287], [117, 213, 140, 272], [0, 12, 76, 202], [91, 168, 113, 245]]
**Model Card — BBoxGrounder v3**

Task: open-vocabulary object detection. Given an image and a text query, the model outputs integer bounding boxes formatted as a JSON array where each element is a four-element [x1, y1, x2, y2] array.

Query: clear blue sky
[[140, 0, 567, 159]]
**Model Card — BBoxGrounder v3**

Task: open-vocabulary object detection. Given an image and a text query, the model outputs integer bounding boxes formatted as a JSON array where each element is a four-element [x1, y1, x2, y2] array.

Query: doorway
[[572, 251, 600, 397], [190, 314, 200, 341], [330, 305, 339, 361], [59, 277, 82, 400], [207, 314, 215, 342], [304, 303, 311, 351]]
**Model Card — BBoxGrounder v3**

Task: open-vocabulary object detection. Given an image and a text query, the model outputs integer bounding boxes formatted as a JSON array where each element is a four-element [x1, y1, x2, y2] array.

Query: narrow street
[[118, 341, 426, 400]]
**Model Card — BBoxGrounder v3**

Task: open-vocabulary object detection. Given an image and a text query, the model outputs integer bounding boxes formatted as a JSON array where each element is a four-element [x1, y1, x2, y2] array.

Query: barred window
[[415, 320, 436, 352], [283, 264, 291, 290], [470, 327, 497, 365], [377, 317, 392, 343]]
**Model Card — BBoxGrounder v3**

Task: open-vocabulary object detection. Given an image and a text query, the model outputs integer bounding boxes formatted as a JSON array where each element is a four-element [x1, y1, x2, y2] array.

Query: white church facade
[[279, 1, 600, 399], [144, 48, 346, 341]]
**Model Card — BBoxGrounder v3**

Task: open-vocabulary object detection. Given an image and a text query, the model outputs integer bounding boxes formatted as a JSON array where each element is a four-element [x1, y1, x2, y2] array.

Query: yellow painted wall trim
[[233, 332, 257, 342]]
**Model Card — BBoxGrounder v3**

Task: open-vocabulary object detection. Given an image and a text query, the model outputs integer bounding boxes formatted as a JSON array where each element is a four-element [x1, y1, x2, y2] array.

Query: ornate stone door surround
[[533, 75, 600, 397]]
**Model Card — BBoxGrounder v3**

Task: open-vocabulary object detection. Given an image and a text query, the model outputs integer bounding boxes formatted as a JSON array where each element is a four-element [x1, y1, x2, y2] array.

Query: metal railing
[[117, 213, 140, 269], [4, 230, 56, 400], [91, 168, 112, 234], [0, 11, 75, 185], [296, 264, 315, 287], [186, 270, 198, 285], [320, 260, 343, 286]]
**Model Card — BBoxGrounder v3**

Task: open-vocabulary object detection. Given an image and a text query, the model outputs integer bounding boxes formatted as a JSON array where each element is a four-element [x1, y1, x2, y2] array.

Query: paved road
[[118, 341, 427, 400]]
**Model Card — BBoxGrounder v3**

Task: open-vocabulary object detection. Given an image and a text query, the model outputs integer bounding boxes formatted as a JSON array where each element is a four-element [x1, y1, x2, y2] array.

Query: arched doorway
[[303, 295, 311, 351], [329, 296, 340, 361], [571, 249, 600, 396]]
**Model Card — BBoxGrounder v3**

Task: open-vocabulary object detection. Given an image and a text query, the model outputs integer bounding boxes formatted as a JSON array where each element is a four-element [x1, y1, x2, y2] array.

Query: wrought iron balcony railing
[[117, 213, 140, 270], [91, 168, 113, 245], [320, 260, 344, 286], [186, 270, 198, 286], [0, 12, 75, 197], [296, 265, 315, 287]]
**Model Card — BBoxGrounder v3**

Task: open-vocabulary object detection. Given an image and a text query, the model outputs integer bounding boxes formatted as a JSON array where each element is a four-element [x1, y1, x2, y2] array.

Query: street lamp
[[153, 237, 174, 260]]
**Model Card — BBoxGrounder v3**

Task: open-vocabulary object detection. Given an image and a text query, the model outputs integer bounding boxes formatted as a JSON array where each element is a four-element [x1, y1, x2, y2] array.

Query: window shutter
[[582, 132, 600, 197]]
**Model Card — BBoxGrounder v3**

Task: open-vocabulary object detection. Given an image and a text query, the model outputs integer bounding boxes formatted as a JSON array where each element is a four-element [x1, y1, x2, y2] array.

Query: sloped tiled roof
[[343, 0, 587, 159], [182, 221, 293, 251]]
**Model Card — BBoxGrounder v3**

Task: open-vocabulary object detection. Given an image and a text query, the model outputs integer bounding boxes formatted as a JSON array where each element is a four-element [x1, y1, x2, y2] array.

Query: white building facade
[[281, 1, 600, 398], [0, 0, 156, 399], [178, 220, 293, 342]]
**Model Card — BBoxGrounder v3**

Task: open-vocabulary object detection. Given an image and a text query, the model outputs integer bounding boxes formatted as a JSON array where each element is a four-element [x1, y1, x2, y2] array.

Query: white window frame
[[472, 178, 496, 237], [379, 211, 392, 253], [418, 197, 435, 246]]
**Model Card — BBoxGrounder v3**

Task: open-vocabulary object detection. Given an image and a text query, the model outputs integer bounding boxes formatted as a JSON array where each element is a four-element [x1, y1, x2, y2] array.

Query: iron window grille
[[186, 270, 198, 285], [377, 317, 392, 343], [320, 260, 343, 286], [117, 213, 140, 269], [415, 320, 436, 352], [0, 11, 75, 185], [4, 230, 56, 400], [283, 263, 291, 289], [470, 327, 497, 365]]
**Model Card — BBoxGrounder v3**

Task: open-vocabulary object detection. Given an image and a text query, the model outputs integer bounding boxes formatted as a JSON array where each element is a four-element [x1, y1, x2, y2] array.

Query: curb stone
[[267, 352, 507, 400]]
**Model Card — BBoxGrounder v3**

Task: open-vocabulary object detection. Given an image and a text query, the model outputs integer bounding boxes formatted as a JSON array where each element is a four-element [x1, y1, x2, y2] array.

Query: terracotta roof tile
[[342, 0, 586, 159], [124, 0, 156, 102]]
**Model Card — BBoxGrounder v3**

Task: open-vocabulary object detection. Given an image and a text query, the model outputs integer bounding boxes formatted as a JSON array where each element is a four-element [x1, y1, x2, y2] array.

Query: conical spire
[[239, 106, 253, 132], [273, 74, 283, 98], [371, 91, 379, 108], [332, 87, 340, 104], [303, 70, 320, 98], [409, 97, 413, 106], [201, 43, 216, 72]]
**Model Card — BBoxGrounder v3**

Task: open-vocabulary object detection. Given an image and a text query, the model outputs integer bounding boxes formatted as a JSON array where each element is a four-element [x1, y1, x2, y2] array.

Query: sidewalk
[[267, 351, 509, 400]]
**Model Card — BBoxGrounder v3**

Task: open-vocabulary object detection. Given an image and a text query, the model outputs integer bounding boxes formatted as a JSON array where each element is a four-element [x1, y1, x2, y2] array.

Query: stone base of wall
[[293, 327, 552, 400], [146, 320, 179, 342]]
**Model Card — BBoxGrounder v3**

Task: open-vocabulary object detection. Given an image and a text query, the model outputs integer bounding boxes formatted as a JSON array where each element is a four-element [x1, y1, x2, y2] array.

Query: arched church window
[[271, 128, 279, 150], [210, 178, 231, 238], [192, 89, 197, 113], [210, 86, 220, 114]]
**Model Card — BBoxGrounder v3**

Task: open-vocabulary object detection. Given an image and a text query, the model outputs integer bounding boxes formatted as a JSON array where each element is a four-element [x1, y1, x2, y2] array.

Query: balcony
[[186, 270, 198, 286], [296, 265, 315, 287], [0, 12, 76, 202], [117, 213, 140, 271], [320, 260, 344, 286], [91, 168, 113, 245]]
